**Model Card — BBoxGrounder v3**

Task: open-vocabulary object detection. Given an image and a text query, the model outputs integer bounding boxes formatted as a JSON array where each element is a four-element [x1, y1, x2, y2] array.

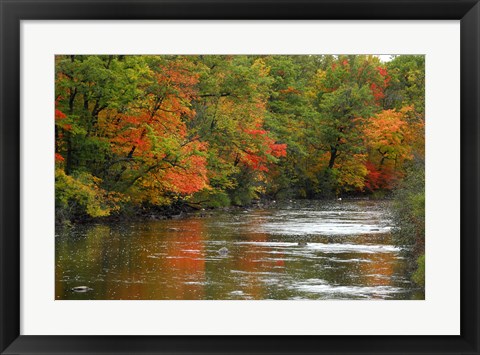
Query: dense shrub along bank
[[391, 158, 425, 288]]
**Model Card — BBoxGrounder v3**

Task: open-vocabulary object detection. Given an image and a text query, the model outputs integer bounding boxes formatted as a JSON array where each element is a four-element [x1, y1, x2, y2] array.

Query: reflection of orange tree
[[57, 222, 209, 300], [110, 220, 207, 299], [158, 219, 206, 299], [231, 214, 286, 299], [355, 251, 398, 300]]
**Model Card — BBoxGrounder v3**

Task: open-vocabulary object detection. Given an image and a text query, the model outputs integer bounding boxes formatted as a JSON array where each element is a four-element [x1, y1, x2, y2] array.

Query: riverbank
[[56, 196, 392, 226]]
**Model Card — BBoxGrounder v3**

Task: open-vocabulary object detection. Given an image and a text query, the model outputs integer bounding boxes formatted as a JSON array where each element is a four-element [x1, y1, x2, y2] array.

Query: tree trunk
[[328, 146, 337, 169], [65, 132, 73, 175]]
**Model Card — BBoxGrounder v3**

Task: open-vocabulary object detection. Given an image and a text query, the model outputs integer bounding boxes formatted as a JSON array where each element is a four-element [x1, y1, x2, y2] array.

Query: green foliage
[[263, 56, 316, 198], [412, 254, 426, 286], [314, 168, 338, 199], [189, 189, 231, 208], [227, 168, 262, 206], [385, 55, 425, 113]]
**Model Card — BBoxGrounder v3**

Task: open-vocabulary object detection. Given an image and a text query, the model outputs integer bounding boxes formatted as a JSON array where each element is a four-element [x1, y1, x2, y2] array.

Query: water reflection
[[56, 200, 423, 300]]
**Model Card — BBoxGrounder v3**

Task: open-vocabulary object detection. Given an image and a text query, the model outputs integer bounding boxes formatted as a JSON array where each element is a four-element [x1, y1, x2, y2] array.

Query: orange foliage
[[362, 107, 416, 190], [363, 108, 413, 162], [163, 154, 209, 195]]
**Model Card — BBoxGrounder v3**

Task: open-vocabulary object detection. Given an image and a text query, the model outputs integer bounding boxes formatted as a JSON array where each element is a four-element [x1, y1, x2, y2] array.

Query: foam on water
[[292, 283, 403, 298], [245, 203, 392, 236], [235, 241, 399, 254], [259, 221, 391, 235]]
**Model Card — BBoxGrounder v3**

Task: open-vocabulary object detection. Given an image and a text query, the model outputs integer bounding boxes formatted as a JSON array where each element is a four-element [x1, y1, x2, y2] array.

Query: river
[[55, 199, 423, 300]]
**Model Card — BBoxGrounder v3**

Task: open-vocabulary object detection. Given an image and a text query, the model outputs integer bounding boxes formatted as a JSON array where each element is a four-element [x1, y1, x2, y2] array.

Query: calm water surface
[[55, 200, 423, 300]]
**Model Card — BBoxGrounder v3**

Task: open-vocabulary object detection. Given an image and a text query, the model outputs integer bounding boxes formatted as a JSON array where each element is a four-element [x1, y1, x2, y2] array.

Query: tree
[[362, 107, 418, 191], [385, 55, 425, 114], [102, 56, 209, 204], [307, 55, 389, 193], [190, 56, 286, 205], [263, 55, 317, 198]]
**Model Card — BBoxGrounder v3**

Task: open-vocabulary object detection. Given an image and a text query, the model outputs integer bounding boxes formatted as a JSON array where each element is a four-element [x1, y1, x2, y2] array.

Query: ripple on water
[[258, 222, 391, 236], [291, 283, 404, 299], [249, 203, 392, 236], [235, 241, 399, 254]]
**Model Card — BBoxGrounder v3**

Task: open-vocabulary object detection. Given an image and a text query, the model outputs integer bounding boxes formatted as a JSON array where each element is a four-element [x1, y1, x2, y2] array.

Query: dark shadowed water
[[55, 200, 424, 300]]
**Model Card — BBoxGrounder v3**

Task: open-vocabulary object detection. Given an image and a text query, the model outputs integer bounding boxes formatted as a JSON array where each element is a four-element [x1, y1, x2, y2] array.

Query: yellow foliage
[[336, 154, 368, 191], [55, 169, 126, 218]]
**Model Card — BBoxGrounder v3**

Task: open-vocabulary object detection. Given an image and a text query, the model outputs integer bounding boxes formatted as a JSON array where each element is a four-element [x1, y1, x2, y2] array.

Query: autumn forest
[[55, 55, 424, 216]]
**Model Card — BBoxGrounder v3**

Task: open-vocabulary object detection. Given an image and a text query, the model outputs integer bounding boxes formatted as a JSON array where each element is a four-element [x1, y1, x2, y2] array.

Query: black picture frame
[[1, 0, 479, 354]]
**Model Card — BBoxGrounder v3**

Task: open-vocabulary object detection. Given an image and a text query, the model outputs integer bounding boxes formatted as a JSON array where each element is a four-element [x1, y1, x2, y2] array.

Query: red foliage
[[270, 143, 287, 158], [55, 109, 66, 120], [243, 152, 269, 172], [55, 153, 65, 162], [369, 66, 390, 103], [370, 83, 385, 101], [241, 129, 287, 172], [364, 162, 396, 191], [377, 66, 388, 77]]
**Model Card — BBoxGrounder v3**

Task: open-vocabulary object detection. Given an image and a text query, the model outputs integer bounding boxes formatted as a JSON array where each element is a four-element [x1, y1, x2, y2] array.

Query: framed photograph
[[1, 0, 479, 354]]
